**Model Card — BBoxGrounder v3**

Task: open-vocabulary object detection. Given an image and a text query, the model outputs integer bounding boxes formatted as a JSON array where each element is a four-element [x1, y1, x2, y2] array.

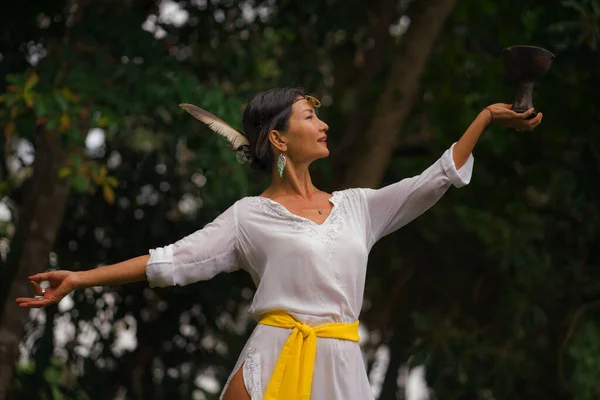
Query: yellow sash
[[258, 311, 360, 400]]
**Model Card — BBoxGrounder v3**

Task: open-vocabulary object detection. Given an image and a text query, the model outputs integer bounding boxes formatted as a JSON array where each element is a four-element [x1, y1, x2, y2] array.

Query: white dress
[[146, 144, 473, 400]]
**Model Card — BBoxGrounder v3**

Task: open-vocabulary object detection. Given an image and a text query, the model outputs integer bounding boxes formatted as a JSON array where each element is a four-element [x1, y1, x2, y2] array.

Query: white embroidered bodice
[[146, 145, 474, 328]]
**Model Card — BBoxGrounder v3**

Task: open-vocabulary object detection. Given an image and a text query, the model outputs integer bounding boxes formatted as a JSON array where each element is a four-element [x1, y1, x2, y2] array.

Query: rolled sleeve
[[441, 143, 474, 188], [146, 244, 175, 288]]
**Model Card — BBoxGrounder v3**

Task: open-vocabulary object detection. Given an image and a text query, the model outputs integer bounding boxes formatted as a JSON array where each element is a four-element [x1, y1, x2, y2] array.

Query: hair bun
[[249, 153, 270, 171]]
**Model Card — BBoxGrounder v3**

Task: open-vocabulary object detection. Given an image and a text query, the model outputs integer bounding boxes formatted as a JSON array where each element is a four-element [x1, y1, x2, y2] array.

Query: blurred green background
[[1, 0, 599, 399]]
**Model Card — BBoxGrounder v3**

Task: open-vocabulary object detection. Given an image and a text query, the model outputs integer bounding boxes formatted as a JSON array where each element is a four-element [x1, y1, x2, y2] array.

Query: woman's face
[[273, 97, 329, 164]]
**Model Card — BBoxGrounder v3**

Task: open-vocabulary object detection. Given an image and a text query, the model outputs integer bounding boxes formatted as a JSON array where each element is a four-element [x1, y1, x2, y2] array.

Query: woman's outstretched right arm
[[17, 201, 243, 309], [16, 255, 150, 309], [74, 255, 150, 287]]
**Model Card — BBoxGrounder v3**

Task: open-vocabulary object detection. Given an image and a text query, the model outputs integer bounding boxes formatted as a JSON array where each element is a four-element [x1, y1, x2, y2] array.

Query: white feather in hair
[[179, 103, 250, 150]]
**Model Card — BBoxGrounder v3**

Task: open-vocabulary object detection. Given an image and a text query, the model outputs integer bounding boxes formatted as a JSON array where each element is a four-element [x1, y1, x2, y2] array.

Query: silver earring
[[277, 153, 286, 178]]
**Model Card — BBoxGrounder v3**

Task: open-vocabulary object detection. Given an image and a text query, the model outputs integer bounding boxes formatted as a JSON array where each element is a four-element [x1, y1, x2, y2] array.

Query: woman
[[17, 87, 543, 400]]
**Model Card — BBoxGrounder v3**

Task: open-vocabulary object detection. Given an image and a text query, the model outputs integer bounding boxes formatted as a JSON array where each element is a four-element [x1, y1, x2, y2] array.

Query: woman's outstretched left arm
[[361, 104, 543, 246], [453, 104, 543, 168]]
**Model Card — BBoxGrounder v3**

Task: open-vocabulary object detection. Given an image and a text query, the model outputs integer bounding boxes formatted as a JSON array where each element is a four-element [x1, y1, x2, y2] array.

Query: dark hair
[[242, 87, 306, 171]]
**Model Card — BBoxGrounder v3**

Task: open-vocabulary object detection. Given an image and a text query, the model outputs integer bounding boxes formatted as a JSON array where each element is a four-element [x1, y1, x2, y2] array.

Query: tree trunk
[[337, 2, 459, 396], [341, 0, 458, 189], [334, 0, 400, 165], [0, 130, 70, 398], [378, 339, 404, 400]]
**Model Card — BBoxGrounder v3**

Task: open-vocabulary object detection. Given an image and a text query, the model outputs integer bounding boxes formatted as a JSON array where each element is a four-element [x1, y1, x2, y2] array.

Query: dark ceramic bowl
[[501, 45, 555, 81], [501, 45, 555, 115]]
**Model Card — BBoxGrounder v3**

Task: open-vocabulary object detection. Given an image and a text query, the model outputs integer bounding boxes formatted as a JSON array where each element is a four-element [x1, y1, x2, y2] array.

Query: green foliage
[[567, 316, 600, 398], [363, 0, 600, 398], [2, 0, 600, 399], [11, 361, 91, 400]]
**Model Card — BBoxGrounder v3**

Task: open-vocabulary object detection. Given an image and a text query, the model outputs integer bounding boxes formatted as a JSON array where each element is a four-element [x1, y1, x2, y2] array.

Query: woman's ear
[[268, 130, 287, 153]]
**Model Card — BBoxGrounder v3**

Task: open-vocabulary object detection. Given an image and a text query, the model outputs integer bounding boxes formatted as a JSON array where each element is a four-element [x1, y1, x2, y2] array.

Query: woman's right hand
[[16, 270, 79, 308]]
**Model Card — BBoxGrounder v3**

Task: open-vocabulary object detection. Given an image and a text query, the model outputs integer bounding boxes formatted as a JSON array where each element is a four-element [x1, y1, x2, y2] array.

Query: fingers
[[508, 109, 521, 118], [29, 272, 50, 282], [15, 297, 31, 304], [29, 279, 42, 295], [519, 112, 543, 131], [520, 108, 535, 119], [19, 301, 49, 308], [530, 112, 543, 129], [16, 277, 57, 308], [505, 107, 533, 119], [14, 282, 45, 307], [15, 297, 51, 308]]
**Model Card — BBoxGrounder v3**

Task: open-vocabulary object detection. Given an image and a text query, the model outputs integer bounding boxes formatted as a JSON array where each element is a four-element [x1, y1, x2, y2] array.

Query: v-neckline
[[255, 191, 340, 226]]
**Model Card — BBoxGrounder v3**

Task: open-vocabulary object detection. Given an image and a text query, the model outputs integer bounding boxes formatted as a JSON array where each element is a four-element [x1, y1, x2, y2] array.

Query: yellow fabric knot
[[297, 323, 313, 338], [259, 311, 360, 400]]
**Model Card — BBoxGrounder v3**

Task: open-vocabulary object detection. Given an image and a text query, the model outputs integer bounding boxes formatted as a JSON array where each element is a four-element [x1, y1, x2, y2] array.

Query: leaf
[[68, 153, 82, 168], [47, 117, 58, 131], [3, 93, 20, 107], [90, 167, 102, 185], [4, 121, 15, 138], [59, 114, 71, 132], [71, 175, 90, 192], [5, 74, 22, 85], [6, 85, 21, 94], [103, 184, 115, 204], [0, 181, 9, 197], [58, 167, 72, 178], [23, 91, 34, 107], [10, 106, 20, 118], [36, 116, 49, 125], [106, 176, 118, 187], [60, 88, 79, 103], [68, 125, 80, 142], [24, 73, 39, 91], [34, 97, 48, 117], [78, 108, 90, 121], [97, 115, 111, 128], [54, 92, 69, 112]]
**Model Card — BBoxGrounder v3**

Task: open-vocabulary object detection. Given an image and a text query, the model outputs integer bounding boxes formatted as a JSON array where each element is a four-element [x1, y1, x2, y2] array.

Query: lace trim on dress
[[247, 191, 351, 260], [243, 347, 262, 399], [218, 346, 262, 400]]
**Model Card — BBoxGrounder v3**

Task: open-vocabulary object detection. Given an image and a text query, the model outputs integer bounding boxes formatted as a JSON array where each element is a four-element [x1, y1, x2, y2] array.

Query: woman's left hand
[[484, 103, 543, 131]]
